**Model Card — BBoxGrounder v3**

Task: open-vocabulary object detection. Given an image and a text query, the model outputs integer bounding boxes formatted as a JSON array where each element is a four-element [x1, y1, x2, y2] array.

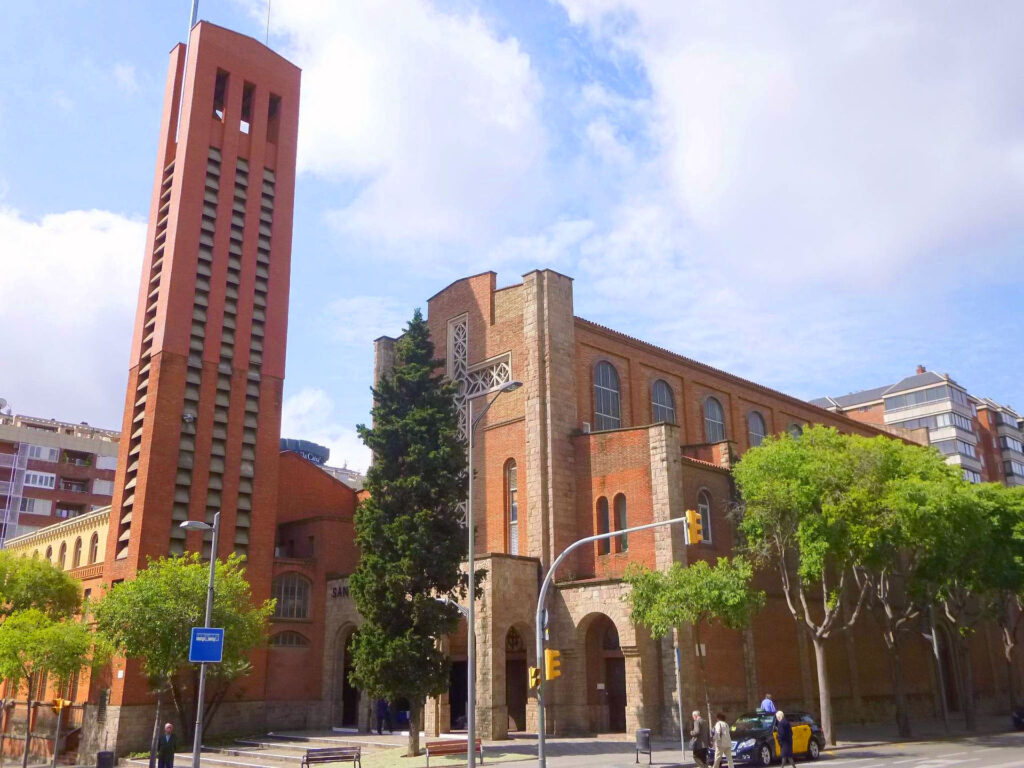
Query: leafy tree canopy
[[0, 550, 81, 619]]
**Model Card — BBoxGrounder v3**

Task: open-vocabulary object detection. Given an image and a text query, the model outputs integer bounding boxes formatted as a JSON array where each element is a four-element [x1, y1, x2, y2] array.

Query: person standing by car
[[775, 711, 795, 767], [711, 713, 734, 768], [691, 710, 711, 767], [759, 693, 776, 713]]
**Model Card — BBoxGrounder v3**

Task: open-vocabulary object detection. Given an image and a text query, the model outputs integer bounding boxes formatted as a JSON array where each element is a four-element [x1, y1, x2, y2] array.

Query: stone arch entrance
[[332, 624, 361, 729], [581, 613, 627, 733], [505, 626, 528, 732]]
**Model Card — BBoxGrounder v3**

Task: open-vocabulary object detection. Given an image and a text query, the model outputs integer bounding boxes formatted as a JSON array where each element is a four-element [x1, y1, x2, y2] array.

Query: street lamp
[[180, 512, 220, 768], [466, 380, 521, 768]]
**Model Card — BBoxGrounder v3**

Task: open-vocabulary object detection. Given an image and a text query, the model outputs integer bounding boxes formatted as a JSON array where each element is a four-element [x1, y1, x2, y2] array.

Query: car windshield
[[732, 714, 774, 731]]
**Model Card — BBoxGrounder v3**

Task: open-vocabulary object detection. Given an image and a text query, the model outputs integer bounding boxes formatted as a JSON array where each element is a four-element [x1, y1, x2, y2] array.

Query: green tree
[[0, 551, 80, 620], [0, 610, 106, 768], [350, 310, 467, 757], [839, 434, 961, 737], [733, 425, 870, 745], [92, 553, 273, 745], [625, 557, 764, 721]]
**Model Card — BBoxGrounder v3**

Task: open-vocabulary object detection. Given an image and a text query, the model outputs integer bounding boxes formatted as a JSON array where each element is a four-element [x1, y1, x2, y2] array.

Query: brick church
[[3, 18, 1018, 761]]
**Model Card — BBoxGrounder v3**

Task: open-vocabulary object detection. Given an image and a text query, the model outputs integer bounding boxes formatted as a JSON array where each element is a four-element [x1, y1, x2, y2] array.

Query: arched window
[[613, 494, 628, 553], [748, 411, 767, 447], [57, 542, 67, 570], [45, 546, 53, 562], [593, 362, 621, 430], [788, 423, 804, 438], [697, 491, 712, 544], [596, 497, 610, 555], [269, 631, 310, 647], [704, 397, 725, 442], [273, 573, 311, 619], [505, 460, 519, 555], [72, 538, 83, 569], [89, 533, 99, 564], [651, 380, 676, 424]]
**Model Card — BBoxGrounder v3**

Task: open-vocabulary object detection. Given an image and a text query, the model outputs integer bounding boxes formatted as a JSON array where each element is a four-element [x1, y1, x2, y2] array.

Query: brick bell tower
[[102, 19, 300, 724]]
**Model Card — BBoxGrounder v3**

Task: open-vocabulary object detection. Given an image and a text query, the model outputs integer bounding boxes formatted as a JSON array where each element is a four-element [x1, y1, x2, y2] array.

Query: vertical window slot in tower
[[240, 82, 255, 134], [213, 70, 229, 121], [267, 94, 281, 144]]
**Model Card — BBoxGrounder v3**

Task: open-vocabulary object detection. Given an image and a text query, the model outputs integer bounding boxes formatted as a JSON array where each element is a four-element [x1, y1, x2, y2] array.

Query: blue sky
[[1, 0, 1021, 470]]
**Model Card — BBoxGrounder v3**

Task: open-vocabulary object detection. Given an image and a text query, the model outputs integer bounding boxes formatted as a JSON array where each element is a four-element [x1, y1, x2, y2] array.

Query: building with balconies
[[0, 411, 119, 544], [812, 366, 1020, 485]]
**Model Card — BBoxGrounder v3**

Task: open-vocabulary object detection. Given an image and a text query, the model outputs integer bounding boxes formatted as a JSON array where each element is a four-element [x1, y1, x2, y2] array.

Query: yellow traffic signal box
[[529, 666, 541, 689], [685, 508, 703, 545], [544, 648, 561, 680]]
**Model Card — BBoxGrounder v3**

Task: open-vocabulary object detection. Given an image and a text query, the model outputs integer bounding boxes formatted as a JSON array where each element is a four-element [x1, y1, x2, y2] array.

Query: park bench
[[300, 746, 362, 768], [424, 739, 483, 768]]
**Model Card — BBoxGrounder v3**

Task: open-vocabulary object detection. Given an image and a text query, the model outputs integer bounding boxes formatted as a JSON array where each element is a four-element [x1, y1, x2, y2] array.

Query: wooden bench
[[424, 739, 483, 768], [300, 747, 362, 768]]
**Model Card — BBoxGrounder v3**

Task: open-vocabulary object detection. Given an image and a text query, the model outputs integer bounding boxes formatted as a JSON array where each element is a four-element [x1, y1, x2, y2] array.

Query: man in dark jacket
[[157, 723, 177, 768], [690, 710, 710, 768], [775, 712, 795, 767]]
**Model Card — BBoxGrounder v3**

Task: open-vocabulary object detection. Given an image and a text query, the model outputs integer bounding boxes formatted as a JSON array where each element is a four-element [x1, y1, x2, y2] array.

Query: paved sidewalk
[[821, 714, 1018, 749]]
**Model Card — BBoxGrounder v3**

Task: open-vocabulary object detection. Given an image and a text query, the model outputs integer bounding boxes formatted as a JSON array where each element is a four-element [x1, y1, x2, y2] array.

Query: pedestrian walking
[[690, 710, 710, 768], [775, 711, 795, 768], [711, 713, 734, 768], [376, 698, 392, 735], [759, 693, 776, 713], [157, 723, 177, 768]]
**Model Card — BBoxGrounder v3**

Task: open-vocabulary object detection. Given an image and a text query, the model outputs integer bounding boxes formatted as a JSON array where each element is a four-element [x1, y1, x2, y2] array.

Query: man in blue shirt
[[759, 693, 776, 713]]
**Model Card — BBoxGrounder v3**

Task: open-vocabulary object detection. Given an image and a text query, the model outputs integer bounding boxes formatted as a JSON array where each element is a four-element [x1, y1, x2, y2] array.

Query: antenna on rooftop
[[266, 0, 272, 45], [174, 1, 201, 143]]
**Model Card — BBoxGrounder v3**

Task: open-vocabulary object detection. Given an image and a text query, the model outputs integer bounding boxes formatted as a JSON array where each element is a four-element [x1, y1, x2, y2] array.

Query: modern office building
[[0, 411, 118, 543], [812, 366, 1024, 485]]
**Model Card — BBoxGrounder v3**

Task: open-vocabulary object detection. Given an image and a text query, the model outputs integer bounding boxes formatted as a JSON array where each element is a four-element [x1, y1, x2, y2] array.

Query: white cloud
[[281, 387, 371, 472], [323, 295, 411, 346], [112, 63, 139, 94], [560, 1, 1024, 290], [256, 0, 546, 244], [0, 208, 145, 428]]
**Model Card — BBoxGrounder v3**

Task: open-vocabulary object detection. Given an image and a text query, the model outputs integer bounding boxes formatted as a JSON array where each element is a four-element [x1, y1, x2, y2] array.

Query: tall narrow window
[[58, 542, 67, 570], [45, 546, 53, 562], [651, 380, 676, 424], [267, 94, 281, 144], [613, 494, 628, 552], [594, 362, 621, 430], [704, 397, 726, 442], [273, 573, 311, 619], [89, 533, 99, 564], [72, 537, 83, 569], [596, 497, 610, 555], [748, 411, 767, 447], [506, 460, 519, 555], [213, 70, 229, 120], [240, 82, 255, 134], [698, 491, 712, 544]]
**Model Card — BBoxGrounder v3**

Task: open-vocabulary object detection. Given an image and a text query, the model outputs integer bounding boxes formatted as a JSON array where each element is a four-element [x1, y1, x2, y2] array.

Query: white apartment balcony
[[928, 425, 978, 445]]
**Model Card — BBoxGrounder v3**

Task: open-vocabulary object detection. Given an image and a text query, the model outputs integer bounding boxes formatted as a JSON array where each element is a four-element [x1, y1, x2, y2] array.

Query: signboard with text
[[189, 627, 225, 663]]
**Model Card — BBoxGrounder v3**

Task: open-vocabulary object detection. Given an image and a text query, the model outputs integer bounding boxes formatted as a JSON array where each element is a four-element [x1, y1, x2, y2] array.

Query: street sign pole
[[535, 516, 686, 768], [191, 512, 220, 768]]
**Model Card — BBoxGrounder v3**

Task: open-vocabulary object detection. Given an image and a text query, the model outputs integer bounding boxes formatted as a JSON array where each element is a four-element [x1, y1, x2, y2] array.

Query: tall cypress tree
[[350, 309, 467, 756]]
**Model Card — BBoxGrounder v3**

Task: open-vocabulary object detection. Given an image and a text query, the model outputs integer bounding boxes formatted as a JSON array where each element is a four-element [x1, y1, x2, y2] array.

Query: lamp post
[[180, 512, 221, 768], [534, 516, 686, 768], [466, 380, 522, 768]]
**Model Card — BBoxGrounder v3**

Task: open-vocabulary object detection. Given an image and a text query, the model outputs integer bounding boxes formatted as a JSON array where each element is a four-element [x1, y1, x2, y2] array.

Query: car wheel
[[758, 744, 774, 766], [807, 740, 820, 760]]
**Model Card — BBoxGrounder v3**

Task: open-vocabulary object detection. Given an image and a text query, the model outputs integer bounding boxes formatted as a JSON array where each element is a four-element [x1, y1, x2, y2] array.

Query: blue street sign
[[189, 627, 225, 663]]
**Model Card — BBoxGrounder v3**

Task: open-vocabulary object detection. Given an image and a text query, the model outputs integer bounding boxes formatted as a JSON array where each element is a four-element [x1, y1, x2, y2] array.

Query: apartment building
[[812, 366, 1023, 485], [0, 410, 119, 543]]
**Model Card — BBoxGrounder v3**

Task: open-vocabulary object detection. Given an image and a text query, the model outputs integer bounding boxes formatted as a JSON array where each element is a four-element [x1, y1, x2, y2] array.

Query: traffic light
[[529, 666, 541, 689], [51, 699, 70, 713], [686, 508, 703, 545], [544, 648, 561, 681]]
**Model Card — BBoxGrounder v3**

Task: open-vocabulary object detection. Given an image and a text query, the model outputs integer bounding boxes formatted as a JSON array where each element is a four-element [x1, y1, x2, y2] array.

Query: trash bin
[[97, 750, 115, 768], [635, 728, 652, 764]]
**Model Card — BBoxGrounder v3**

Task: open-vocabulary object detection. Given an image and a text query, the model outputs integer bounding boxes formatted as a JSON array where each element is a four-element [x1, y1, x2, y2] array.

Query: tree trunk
[[21, 679, 33, 768], [694, 622, 712, 724], [884, 636, 911, 738], [406, 701, 422, 757], [810, 635, 835, 746], [957, 638, 976, 731], [169, 681, 191, 745], [148, 690, 163, 768]]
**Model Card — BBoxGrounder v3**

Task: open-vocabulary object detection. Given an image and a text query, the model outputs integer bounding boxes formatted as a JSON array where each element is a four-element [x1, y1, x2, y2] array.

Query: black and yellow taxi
[[713, 710, 824, 765]]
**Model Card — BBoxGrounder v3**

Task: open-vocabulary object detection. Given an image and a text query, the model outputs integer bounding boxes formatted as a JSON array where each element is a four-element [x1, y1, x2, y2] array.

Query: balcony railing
[[59, 482, 89, 493]]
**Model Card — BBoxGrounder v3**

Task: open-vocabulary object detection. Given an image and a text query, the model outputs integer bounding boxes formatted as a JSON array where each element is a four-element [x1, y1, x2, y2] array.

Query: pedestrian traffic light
[[686, 508, 703, 545], [544, 648, 561, 681], [529, 666, 541, 689]]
